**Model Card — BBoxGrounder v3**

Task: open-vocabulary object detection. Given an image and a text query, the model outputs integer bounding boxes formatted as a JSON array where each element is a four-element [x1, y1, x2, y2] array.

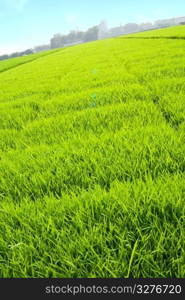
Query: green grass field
[[0, 26, 185, 278]]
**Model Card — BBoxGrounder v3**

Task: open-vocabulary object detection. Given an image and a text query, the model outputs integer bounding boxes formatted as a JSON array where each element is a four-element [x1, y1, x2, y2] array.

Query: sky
[[0, 0, 185, 54]]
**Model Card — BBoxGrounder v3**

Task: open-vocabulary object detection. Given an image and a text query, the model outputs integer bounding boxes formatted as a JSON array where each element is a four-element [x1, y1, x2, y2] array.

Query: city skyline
[[0, 0, 185, 54]]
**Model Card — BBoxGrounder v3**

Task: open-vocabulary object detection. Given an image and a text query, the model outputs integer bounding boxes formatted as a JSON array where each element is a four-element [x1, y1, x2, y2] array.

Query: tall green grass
[[0, 26, 185, 277]]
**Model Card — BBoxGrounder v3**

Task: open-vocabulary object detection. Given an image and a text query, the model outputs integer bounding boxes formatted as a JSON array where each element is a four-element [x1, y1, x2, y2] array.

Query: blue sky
[[0, 0, 185, 54]]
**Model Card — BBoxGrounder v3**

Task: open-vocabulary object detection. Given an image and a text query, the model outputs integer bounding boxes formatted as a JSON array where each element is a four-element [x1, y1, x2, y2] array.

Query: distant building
[[98, 21, 109, 40], [155, 16, 185, 27], [63, 41, 83, 47], [139, 23, 154, 31], [109, 26, 126, 37]]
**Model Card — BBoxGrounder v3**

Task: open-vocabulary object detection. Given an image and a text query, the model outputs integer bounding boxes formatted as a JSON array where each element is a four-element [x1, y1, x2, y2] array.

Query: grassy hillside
[[0, 48, 59, 74], [0, 26, 185, 278]]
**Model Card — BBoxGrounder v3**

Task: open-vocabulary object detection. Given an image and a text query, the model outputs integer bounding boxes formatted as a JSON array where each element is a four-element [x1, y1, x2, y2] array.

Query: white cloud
[[1, 0, 29, 12], [65, 13, 78, 25]]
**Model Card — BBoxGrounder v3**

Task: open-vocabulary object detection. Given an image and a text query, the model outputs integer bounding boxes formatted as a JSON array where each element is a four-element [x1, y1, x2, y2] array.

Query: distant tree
[[50, 33, 64, 49], [9, 52, 20, 58], [76, 31, 85, 40], [83, 26, 99, 42], [154, 19, 170, 27], [139, 23, 153, 31], [98, 20, 108, 40], [34, 44, 50, 53], [22, 49, 34, 55], [109, 26, 125, 37], [123, 23, 139, 33], [66, 30, 77, 43], [0, 54, 9, 61]]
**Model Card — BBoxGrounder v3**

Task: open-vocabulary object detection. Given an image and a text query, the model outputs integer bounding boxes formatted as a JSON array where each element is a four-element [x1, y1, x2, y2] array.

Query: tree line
[[1, 16, 185, 61]]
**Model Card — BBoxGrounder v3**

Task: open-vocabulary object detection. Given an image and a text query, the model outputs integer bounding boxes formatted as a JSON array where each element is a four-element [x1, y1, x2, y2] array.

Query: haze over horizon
[[0, 0, 185, 55]]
